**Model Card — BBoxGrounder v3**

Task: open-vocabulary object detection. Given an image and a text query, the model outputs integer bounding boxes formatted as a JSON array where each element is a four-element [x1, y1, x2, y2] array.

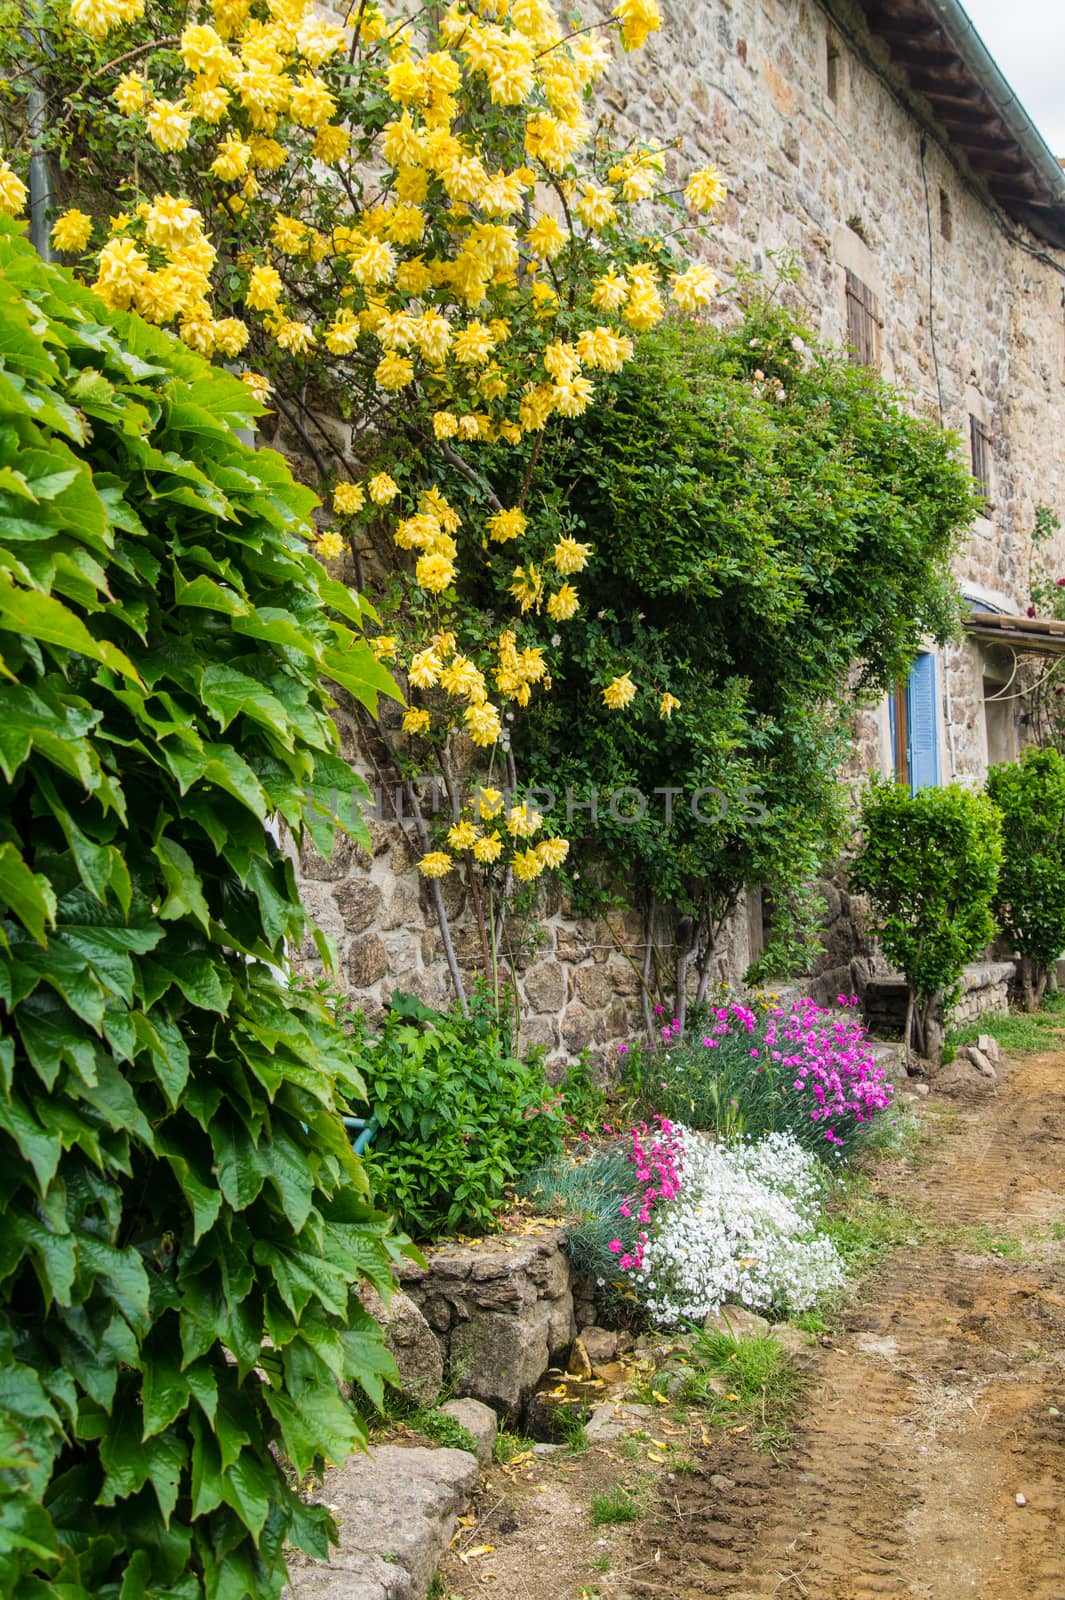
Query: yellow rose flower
[[685, 166, 727, 212], [512, 846, 543, 882], [546, 583, 580, 622], [0, 161, 27, 219], [602, 672, 637, 710], [448, 821, 479, 852], [415, 552, 456, 593], [477, 786, 504, 820], [316, 531, 345, 560], [333, 481, 365, 516], [473, 832, 503, 863], [368, 472, 399, 505], [507, 804, 542, 839], [487, 508, 527, 543], [659, 692, 681, 719], [536, 837, 569, 869], [408, 648, 443, 688], [465, 701, 502, 746], [402, 707, 431, 735], [50, 209, 93, 254], [551, 536, 592, 575], [418, 851, 453, 878]]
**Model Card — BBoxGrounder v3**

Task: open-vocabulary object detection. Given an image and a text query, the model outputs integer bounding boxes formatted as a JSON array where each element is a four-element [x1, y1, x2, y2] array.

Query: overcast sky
[[961, 0, 1065, 157]]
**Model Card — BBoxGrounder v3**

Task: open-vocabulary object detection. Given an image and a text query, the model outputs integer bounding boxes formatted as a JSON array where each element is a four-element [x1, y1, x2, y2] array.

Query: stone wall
[[293, 0, 1065, 1055]]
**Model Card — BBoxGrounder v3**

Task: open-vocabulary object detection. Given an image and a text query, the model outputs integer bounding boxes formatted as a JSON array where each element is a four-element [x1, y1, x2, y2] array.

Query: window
[[939, 186, 953, 242], [969, 414, 992, 504], [826, 37, 841, 103], [888, 653, 939, 794], [845, 270, 880, 367]]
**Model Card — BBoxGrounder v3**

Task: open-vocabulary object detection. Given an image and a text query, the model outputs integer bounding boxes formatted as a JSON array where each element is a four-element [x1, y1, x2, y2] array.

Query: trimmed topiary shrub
[[0, 222, 409, 1599], [987, 746, 1065, 1010], [852, 778, 1003, 1058]]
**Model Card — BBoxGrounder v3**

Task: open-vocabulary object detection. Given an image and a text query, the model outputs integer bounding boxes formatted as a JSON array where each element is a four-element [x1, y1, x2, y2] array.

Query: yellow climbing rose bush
[[3, 0, 726, 884]]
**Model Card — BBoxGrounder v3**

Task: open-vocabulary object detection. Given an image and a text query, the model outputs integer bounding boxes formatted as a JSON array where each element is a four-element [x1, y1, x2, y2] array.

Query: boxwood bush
[[0, 221, 409, 1599], [987, 746, 1065, 1010]]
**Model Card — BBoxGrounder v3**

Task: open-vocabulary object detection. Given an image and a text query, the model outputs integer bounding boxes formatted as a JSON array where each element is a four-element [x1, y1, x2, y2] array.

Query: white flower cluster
[[634, 1128, 845, 1325]]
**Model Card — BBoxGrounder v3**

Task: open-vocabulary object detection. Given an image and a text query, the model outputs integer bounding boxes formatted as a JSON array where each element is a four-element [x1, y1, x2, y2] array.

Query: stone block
[[574, 964, 615, 1011], [523, 960, 567, 1014], [449, 1302, 553, 1419], [285, 1444, 478, 1600], [334, 878, 383, 934], [703, 1306, 772, 1340], [349, 934, 390, 990], [361, 1287, 444, 1406], [561, 1003, 604, 1055], [439, 1398, 497, 1465], [579, 1326, 619, 1365]]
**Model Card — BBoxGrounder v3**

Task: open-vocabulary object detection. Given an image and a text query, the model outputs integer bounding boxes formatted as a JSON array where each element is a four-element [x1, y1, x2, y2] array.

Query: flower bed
[[624, 995, 895, 1158], [531, 997, 894, 1329]]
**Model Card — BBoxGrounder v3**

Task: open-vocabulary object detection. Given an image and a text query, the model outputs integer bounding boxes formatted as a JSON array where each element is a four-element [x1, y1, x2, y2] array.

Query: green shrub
[[0, 224, 409, 1600], [987, 747, 1065, 1009], [354, 991, 564, 1238], [504, 299, 979, 1011], [852, 779, 1003, 1056]]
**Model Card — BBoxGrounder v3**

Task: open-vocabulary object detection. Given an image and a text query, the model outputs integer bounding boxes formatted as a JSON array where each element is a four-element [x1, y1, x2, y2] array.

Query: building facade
[[296, 0, 1065, 1059]]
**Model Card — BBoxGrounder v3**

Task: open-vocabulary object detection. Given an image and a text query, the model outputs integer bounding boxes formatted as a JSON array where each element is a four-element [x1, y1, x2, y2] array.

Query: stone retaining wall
[[394, 1230, 577, 1422]]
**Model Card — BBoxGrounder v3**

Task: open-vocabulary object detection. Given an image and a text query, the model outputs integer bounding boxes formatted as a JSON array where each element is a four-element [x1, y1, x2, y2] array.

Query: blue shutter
[[906, 652, 940, 794]]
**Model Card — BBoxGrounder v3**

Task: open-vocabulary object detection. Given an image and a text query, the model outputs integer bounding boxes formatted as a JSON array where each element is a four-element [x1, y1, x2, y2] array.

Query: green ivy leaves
[[0, 221, 409, 1600]]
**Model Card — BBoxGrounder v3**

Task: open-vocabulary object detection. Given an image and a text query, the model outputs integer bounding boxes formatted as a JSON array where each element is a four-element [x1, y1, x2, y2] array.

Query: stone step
[[283, 1443, 480, 1600]]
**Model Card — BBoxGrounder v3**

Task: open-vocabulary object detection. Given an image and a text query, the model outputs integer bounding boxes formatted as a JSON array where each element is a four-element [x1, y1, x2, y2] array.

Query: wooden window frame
[[845, 270, 880, 368], [970, 413, 993, 506]]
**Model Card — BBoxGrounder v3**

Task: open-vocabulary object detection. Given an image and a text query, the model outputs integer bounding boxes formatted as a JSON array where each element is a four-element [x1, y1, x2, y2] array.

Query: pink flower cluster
[[701, 1001, 758, 1050], [765, 995, 893, 1146], [606, 1115, 684, 1272]]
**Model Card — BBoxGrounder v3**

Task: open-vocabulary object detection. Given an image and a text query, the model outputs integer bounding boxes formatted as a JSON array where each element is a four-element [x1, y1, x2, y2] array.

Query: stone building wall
[[293, 0, 1065, 1058]]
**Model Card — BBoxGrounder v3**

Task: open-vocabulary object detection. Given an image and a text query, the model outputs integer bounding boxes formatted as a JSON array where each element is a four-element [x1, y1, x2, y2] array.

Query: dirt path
[[441, 1051, 1065, 1600]]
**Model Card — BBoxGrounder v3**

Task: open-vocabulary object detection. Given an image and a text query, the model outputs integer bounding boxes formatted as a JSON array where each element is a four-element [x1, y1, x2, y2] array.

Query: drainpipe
[[25, 6, 54, 261]]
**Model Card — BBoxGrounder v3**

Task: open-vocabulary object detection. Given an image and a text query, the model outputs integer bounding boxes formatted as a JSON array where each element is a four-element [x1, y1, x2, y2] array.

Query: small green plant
[[408, 1408, 479, 1456], [853, 779, 1004, 1059], [590, 1486, 640, 1526], [354, 988, 564, 1238], [956, 1225, 1022, 1260], [824, 1179, 942, 1272], [493, 1428, 536, 1465], [987, 748, 1065, 1011], [557, 1051, 609, 1136], [556, 1404, 590, 1452]]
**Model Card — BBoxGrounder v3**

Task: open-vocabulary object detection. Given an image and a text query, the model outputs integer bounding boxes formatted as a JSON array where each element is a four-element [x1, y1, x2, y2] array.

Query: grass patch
[[824, 1177, 942, 1273], [949, 999, 1065, 1057], [590, 1485, 640, 1526], [492, 1427, 535, 1465], [403, 1406, 478, 1455], [556, 1405, 590, 1452], [676, 1328, 802, 1456], [954, 1223, 1023, 1259]]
